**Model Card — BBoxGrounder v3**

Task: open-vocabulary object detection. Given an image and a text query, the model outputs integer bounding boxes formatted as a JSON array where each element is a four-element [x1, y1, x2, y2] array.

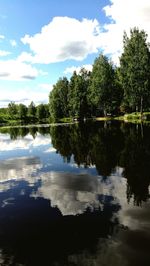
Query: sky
[[0, 0, 150, 107]]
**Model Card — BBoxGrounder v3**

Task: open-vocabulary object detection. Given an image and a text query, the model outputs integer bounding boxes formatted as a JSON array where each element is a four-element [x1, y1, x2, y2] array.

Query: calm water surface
[[0, 121, 150, 266]]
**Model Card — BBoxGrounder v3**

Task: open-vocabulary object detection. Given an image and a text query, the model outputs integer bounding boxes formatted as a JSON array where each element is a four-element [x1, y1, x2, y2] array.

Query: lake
[[0, 121, 150, 266]]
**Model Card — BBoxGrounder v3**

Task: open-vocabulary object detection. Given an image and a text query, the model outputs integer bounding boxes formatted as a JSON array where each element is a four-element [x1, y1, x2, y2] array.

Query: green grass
[[1, 112, 150, 127], [58, 117, 74, 123], [123, 112, 150, 123]]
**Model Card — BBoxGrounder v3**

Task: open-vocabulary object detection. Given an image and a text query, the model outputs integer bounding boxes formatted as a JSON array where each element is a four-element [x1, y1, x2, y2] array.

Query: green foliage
[[18, 104, 28, 120], [28, 101, 36, 120], [0, 101, 50, 125], [49, 30, 150, 121], [68, 68, 91, 119], [7, 102, 18, 119], [36, 103, 49, 121], [88, 54, 122, 116], [124, 112, 150, 122], [49, 77, 69, 121], [0, 108, 9, 124], [119, 28, 150, 113]]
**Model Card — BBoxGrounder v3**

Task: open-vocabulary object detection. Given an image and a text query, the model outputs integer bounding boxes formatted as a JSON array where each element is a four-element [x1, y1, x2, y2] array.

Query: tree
[[28, 101, 36, 120], [7, 102, 18, 118], [49, 77, 69, 121], [68, 68, 91, 119], [36, 104, 48, 121], [18, 104, 28, 120], [119, 28, 150, 115], [88, 54, 117, 116]]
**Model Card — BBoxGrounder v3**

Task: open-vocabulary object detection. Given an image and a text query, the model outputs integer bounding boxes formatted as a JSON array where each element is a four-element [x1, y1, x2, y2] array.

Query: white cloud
[[100, 0, 150, 64], [20, 1, 150, 66], [17, 51, 34, 63], [0, 59, 39, 81], [32, 172, 104, 215], [44, 147, 56, 153], [64, 64, 93, 75], [10, 39, 17, 47], [0, 50, 11, 57], [38, 83, 53, 92], [21, 17, 101, 64], [0, 157, 41, 184], [0, 86, 49, 107], [0, 35, 5, 39], [0, 133, 52, 153], [31, 169, 127, 216]]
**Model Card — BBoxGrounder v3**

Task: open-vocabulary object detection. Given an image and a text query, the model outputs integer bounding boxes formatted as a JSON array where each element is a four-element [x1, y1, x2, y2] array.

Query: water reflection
[[120, 124, 150, 205], [0, 122, 150, 207], [50, 122, 150, 205], [0, 122, 150, 265], [0, 174, 120, 266], [50, 122, 124, 176], [33, 171, 123, 216]]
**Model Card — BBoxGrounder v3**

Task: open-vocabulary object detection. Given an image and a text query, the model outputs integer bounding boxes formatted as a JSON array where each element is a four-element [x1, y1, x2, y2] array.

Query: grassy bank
[[0, 117, 50, 127], [121, 112, 150, 123], [1, 112, 150, 127], [96, 112, 150, 123]]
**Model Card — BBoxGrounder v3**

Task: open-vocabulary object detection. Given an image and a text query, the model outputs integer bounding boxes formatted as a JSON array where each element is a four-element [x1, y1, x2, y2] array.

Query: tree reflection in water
[[0, 121, 150, 265], [50, 121, 150, 205], [1, 121, 150, 205]]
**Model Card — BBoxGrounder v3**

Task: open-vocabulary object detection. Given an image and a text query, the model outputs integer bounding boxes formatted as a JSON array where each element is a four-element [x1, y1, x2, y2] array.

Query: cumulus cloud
[[17, 51, 34, 63], [20, 1, 150, 66], [0, 59, 39, 81], [0, 87, 49, 107], [21, 75, 36, 80], [100, 0, 150, 64], [0, 1, 149, 72], [21, 17, 101, 64], [38, 83, 53, 92], [0, 72, 9, 77], [0, 50, 11, 57], [64, 64, 93, 75], [0, 35, 5, 39], [10, 39, 17, 47]]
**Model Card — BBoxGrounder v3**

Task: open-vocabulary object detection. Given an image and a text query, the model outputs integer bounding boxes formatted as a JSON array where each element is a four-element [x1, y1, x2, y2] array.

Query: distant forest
[[1, 27, 150, 124], [0, 102, 50, 124]]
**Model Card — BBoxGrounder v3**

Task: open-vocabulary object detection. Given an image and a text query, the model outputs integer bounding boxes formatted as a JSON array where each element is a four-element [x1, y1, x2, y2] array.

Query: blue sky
[[0, 0, 150, 107]]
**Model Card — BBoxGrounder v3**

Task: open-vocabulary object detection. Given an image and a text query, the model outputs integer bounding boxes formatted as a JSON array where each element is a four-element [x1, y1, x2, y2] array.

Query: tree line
[[1, 27, 150, 124], [0, 101, 50, 124], [49, 27, 150, 121]]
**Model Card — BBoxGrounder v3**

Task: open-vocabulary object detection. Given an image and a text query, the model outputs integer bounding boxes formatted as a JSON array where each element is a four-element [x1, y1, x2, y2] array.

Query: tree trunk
[[140, 96, 143, 120], [104, 109, 107, 117]]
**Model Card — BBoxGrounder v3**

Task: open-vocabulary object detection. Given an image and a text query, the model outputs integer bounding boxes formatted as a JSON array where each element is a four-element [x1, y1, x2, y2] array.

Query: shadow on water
[[0, 121, 150, 265]]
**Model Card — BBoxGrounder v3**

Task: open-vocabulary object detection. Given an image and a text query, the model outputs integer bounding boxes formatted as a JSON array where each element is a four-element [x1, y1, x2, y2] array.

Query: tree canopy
[[119, 28, 150, 113]]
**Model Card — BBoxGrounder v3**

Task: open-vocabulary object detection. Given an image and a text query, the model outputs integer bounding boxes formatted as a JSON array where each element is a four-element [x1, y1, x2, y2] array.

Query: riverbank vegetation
[[1, 27, 150, 125], [0, 102, 50, 125]]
